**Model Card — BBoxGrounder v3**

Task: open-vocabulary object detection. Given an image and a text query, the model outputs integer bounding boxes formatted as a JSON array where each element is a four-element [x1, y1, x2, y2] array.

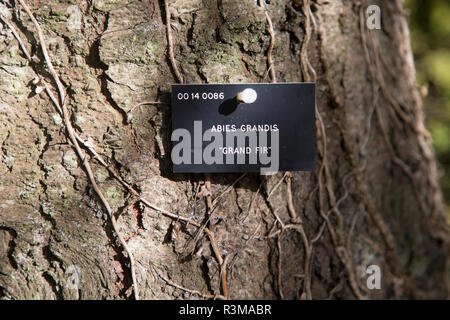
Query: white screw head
[[236, 88, 257, 104]]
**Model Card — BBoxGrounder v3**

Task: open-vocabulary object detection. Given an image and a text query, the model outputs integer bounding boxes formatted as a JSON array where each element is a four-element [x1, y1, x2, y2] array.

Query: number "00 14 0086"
[[177, 92, 225, 101]]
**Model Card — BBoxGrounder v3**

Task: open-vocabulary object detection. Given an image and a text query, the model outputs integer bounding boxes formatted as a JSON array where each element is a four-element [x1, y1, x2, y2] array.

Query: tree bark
[[0, 0, 448, 299]]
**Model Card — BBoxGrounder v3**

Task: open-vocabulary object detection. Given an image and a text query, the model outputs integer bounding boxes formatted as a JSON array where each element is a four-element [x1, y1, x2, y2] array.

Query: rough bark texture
[[0, 0, 448, 300]]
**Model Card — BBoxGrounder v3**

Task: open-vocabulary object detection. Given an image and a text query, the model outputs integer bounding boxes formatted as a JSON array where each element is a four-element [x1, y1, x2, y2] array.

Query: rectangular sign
[[171, 83, 315, 173]]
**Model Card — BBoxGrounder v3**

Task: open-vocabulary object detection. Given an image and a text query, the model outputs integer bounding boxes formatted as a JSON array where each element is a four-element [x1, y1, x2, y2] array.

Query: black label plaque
[[171, 83, 315, 173]]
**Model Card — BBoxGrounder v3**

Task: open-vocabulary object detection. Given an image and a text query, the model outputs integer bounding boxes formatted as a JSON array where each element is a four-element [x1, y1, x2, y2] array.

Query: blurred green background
[[405, 0, 450, 215]]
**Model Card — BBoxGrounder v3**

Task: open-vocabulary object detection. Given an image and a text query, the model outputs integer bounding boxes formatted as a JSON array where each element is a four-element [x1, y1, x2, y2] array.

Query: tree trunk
[[0, 0, 448, 300]]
